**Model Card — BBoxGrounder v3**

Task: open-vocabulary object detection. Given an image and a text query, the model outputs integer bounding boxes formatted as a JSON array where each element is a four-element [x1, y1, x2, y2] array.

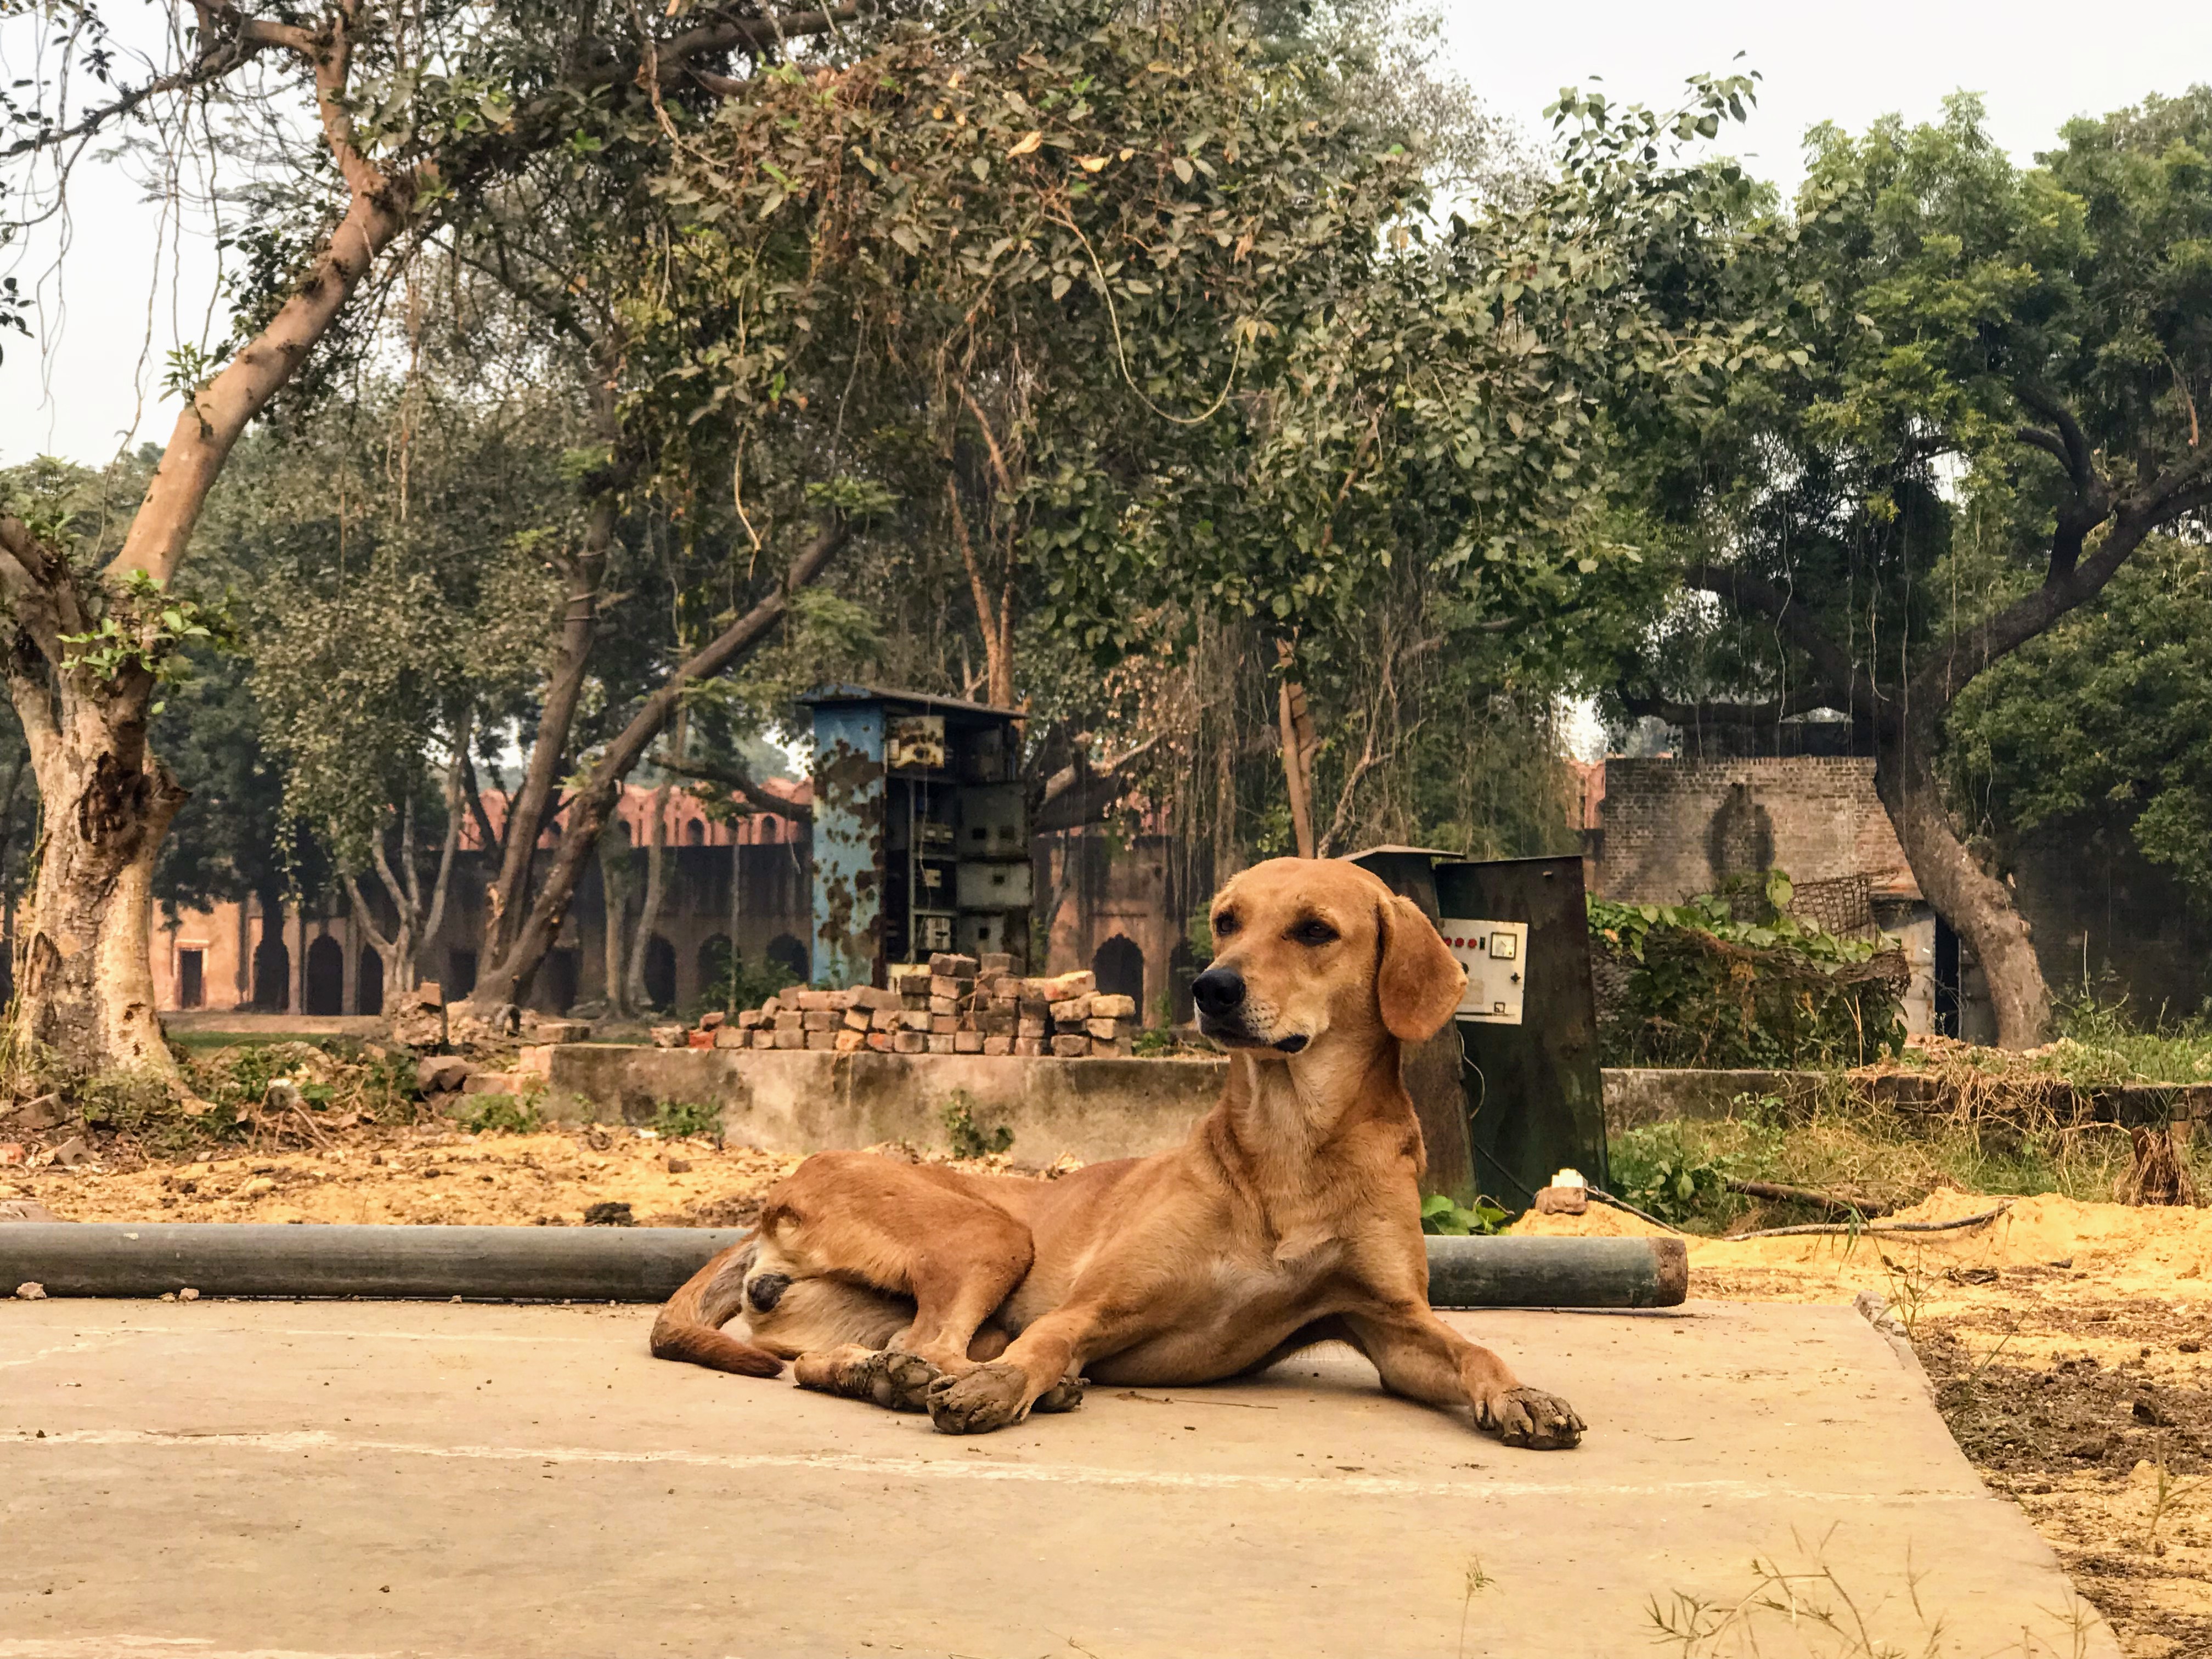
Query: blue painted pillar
[[809, 703, 884, 988]]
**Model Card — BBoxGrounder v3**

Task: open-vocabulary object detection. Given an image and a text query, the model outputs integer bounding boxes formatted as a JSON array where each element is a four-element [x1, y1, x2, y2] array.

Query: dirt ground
[[12, 1130, 2210, 1655], [1515, 1191, 2212, 1657], [3, 1121, 1073, 1230]]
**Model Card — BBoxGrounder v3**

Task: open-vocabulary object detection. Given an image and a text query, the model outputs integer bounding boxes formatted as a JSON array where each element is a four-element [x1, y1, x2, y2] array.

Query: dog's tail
[[650, 1239, 785, 1378]]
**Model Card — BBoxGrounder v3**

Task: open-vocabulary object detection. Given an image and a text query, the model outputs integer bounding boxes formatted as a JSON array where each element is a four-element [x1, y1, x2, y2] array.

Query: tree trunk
[[1276, 642, 1318, 860], [0, 15, 411, 1080], [1874, 716, 2052, 1049], [12, 690, 187, 1077], [624, 708, 684, 1012], [480, 397, 620, 968], [462, 518, 852, 1011], [624, 779, 673, 1012], [598, 830, 632, 1017]]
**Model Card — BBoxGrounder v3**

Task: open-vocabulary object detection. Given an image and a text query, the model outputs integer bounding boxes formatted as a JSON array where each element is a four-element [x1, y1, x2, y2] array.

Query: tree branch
[[417, 708, 472, 949], [651, 751, 811, 822], [1035, 733, 1164, 835], [457, 745, 503, 860], [343, 873, 396, 961], [572, 4, 864, 88], [1910, 439, 2212, 713]]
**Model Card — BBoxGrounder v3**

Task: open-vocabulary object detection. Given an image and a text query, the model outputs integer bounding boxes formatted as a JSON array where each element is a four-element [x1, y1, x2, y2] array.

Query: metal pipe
[[1425, 1234, 1687, 1309], [1, 1224, 751, 1303], [3, 1225, 1687, 1308]]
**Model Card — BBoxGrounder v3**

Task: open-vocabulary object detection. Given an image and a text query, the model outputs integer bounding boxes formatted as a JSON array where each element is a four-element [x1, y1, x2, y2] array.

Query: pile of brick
[[685, 954, 1139, 1057]]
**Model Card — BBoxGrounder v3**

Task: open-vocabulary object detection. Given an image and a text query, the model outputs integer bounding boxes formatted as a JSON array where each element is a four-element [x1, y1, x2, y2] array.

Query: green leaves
[[1419, 1192, 1509, 1235], [59, 571, 227, 691], [1589, 882, 1909, 1069]]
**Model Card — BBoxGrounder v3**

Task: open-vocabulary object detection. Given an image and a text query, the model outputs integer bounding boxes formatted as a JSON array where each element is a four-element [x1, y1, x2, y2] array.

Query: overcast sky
[[4, 1, 2209, 469]]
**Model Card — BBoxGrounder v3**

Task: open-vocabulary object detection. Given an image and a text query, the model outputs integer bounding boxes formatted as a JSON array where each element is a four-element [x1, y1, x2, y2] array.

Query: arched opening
[[1168, 940, 1197, 1026], [642, 933, 678, 1010], [685, 819, 706, 846], [357, 946, 385, 1017], [540, 947, 580, 1013], [1092, 934, 1145, 1011], [252, 930, 290, 1011], [304, 935, 344, 1015], [766, 932, 809, 985], [698, 934, 733, 1008]]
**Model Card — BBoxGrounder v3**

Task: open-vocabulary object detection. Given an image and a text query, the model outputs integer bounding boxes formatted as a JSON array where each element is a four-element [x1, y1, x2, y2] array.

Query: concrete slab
[[1, 1300, 2113, 1658]]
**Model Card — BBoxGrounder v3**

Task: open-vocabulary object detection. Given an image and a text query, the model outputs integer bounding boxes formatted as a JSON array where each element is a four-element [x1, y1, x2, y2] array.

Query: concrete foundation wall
[[541, 1045, 1229, 1166]]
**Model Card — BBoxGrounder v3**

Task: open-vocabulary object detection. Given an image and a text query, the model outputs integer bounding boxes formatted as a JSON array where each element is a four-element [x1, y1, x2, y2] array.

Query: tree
[[219, 364, 569, 995], [625, 10, 1764, 901], [1948, 534, 2212, 916], [1616, 91, 2212, 1047], [0, 0, 875, 1076]]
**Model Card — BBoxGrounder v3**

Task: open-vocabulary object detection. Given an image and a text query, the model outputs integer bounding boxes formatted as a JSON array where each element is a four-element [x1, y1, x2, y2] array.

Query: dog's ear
[[1375, 896, 1465, 1042]]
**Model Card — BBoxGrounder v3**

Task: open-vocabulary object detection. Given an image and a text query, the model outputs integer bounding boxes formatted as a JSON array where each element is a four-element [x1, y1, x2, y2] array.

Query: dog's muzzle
[[1191, 966, 1308, 1053]]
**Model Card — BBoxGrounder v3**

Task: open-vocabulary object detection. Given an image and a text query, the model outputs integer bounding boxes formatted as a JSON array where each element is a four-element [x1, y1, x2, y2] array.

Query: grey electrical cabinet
[[1432, 855, 1609, 1213]]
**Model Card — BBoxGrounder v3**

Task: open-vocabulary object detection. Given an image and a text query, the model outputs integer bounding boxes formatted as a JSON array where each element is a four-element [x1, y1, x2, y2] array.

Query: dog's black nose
[[1190, 966, 1246, 1017]]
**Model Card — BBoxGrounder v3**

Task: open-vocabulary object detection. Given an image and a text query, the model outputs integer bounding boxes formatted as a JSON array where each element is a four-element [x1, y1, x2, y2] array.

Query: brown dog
[[650, 856, 1585, 1448]]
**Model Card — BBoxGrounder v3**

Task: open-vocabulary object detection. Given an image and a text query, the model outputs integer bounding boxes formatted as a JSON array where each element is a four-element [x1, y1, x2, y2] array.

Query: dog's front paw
[[926, 1361, 1029, 1434], [1477, 1385, 1585, 1449]]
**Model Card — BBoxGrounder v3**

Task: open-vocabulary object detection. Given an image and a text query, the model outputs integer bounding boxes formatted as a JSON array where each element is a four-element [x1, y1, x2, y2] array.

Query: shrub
[[1419, 1194, 1509, 1235], [458, 1094, 542, 1135], [1589, 870, 1908, 1069], [941, 1091, 1013, 1159], [652, 1099, 721, 1139], [1607, 1123, 1738, 1226]]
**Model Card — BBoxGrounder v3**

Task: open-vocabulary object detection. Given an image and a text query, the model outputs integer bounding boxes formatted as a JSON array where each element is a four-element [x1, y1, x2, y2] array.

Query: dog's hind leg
[[764, 1153, 1039, 1411]]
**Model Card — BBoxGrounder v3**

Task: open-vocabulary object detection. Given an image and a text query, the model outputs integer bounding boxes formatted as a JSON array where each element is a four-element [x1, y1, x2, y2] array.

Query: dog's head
[[1189, 857, 1464, 1058]]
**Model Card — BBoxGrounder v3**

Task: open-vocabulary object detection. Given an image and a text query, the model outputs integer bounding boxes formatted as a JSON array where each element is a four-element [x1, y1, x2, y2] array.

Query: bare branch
[[1035, 733, 1164, 834], [417, 708, 473, 947], [343, 873, 397, 960], [651, 751, 811, 822]]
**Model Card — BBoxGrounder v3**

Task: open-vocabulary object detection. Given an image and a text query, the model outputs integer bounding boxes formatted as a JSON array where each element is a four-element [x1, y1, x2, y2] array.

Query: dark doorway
[[252, 929, 290, 1011], [1092, 934, 1145, 1009], [178, 949, 205, 1010], [766, 932, 809, 984], [448, 949, 478, 1000], [1934, 917, 1961, 1039], [357, 946, 385, 1017], [643, 934, 678, 1010], [305, 935, 344, 1015]]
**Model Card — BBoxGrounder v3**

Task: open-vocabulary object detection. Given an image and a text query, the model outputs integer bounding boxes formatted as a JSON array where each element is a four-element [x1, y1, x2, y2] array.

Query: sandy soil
[[1512, 1192, 2212, 1657], [7, 1126, 803, 1229]]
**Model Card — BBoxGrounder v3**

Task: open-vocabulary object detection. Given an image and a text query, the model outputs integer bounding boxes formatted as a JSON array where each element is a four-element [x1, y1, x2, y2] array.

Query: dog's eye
[[1212, 912, 1240, 939], [1291, 918, 1339, 946]]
